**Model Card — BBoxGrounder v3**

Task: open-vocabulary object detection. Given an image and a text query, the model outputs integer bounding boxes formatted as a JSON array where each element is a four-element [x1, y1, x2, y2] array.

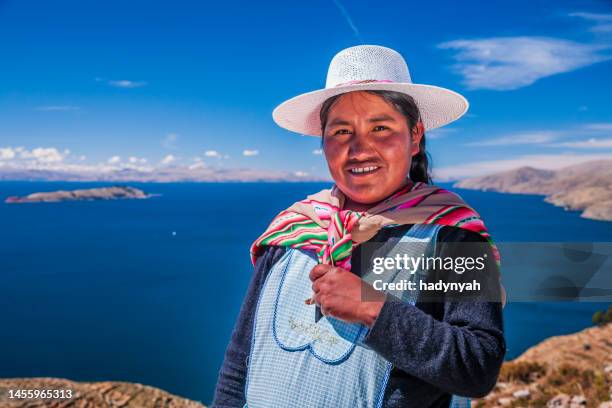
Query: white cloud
[[331, 0, 361, 41], [438, 36, 612, 90], [0, 146, 71, 164], [205, 150, 221, 158], [161, 154, 176, 165], [581, 122, 612, 131], [0, 145, 331, 181], [312, 149, 323, 155], [36, 105, 80, 112], [0, 147, 16, 160], [570, 12, 612, 33], [78, 155, 87, 161], [467, 123, 612, 147], [242, 149, 259, 157], [552, 138, 612, 148], [434, 153, 612, 180], [128, 156, 147, 164], [19, 147, 69, 163], [162, 133, 178, 149], [188, 162, 206, 170], [428, 128, 458, 139], [468, 131, 562, 146], [107, 80, 147, 88]]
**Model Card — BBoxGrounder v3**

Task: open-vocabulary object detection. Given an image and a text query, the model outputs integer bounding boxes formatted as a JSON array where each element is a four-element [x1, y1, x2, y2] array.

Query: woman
[[212, 45, 505, 408]]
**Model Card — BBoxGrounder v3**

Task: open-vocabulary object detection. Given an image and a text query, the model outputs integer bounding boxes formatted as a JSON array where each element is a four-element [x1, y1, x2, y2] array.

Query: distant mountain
[[0, 165, 328, 183], [454, 160, 612, 221]]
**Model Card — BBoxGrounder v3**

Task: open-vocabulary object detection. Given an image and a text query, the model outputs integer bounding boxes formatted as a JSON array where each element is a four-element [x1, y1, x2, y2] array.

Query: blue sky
[[1, 0, 611, 180]]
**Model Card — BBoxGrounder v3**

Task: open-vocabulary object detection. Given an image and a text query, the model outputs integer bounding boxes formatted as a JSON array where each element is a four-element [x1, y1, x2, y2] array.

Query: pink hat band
[[334, 79, 394, 87]]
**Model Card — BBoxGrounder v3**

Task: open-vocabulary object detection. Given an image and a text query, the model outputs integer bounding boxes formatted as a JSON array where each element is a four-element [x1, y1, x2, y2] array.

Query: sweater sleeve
[[211, 246, 286, 408], [363, 227, 506, 398]]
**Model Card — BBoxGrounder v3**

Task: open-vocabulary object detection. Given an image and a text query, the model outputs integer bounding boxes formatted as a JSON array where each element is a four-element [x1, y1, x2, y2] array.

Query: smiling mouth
[[348, 165, 380, 175]]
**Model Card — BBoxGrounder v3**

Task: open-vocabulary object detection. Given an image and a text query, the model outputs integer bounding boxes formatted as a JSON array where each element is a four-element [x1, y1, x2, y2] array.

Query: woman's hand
[[308, 264, 386, 328]]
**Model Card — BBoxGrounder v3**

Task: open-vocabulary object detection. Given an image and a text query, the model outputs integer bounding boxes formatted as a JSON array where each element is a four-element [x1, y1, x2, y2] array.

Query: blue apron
[[244, 224, 470, 408]]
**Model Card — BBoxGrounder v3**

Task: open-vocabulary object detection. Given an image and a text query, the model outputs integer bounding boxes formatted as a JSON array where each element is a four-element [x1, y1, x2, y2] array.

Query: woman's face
[[322, 91, 423, 210]]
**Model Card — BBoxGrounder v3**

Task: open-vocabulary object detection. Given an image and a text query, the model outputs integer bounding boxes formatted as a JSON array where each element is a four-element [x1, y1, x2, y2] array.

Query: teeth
[[350, 166, 378, 174]]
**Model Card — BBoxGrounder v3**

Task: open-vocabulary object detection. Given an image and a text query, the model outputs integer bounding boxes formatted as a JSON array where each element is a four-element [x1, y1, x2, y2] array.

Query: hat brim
[[272, 82, 469, 137]]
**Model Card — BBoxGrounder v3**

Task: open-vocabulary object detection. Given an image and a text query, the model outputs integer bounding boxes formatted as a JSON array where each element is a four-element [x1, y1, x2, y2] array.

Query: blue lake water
[[0, 181, 610, 405]]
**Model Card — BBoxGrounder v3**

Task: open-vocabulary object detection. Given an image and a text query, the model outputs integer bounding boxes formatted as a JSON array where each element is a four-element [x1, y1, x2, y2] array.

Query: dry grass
[[498, 361, 547, 384], [474, 324, 612, 407]]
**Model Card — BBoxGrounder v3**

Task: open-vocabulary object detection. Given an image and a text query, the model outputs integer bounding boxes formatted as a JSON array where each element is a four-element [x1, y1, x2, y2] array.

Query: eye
[[373, 125, 389, 132], [333, 128, 352, 135]]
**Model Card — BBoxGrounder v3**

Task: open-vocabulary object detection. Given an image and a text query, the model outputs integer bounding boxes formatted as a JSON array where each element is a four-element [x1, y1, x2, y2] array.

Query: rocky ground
[[0, 378, 206, 408], [473, 324, 612, 407]]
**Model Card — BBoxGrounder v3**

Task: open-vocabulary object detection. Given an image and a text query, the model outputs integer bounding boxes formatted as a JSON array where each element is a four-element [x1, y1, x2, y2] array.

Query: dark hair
[[319, 90, 432, 184]]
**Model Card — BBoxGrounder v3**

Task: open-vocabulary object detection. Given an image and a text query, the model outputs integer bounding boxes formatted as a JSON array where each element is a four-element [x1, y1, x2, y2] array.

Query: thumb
[[309, 264, 332, 282]]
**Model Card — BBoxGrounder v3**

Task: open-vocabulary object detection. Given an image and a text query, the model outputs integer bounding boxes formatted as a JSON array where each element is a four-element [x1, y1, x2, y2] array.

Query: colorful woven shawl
[[250, 180, 500, 271]]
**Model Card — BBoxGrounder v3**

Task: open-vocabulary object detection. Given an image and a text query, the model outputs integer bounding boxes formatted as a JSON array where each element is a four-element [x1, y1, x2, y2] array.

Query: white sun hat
[[272, 45, 469, 137]]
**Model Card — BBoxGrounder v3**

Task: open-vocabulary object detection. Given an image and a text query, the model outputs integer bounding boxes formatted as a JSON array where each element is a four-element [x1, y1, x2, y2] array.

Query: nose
[[348, 129, 374, 161]]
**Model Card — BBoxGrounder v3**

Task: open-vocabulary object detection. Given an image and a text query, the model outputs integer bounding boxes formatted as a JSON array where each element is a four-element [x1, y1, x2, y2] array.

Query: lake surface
[[1, 181, 610, 405]]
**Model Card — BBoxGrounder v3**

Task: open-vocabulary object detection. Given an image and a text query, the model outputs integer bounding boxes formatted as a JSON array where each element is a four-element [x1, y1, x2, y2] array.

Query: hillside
[[474, 323, 612, 407], [0, 378, 206, 407], [455, 160, 612, 221]]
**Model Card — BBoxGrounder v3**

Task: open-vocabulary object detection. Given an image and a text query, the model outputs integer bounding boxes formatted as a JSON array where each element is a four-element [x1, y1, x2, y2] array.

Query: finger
[[313, 292, 324, 307], [309, 264, 331, 282], [320, 303, 332, 318], [312, 279, 324, 294]]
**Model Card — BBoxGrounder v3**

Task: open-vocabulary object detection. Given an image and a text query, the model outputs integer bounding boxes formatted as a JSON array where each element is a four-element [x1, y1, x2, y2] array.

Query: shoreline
[[1, 324, 609, 407], [452, 160, 612, 223]]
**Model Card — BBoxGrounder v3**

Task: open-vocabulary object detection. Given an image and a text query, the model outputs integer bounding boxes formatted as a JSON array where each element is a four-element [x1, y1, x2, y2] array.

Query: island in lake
[[454, 160, 612, 222], [5, 186, 151, 203]]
